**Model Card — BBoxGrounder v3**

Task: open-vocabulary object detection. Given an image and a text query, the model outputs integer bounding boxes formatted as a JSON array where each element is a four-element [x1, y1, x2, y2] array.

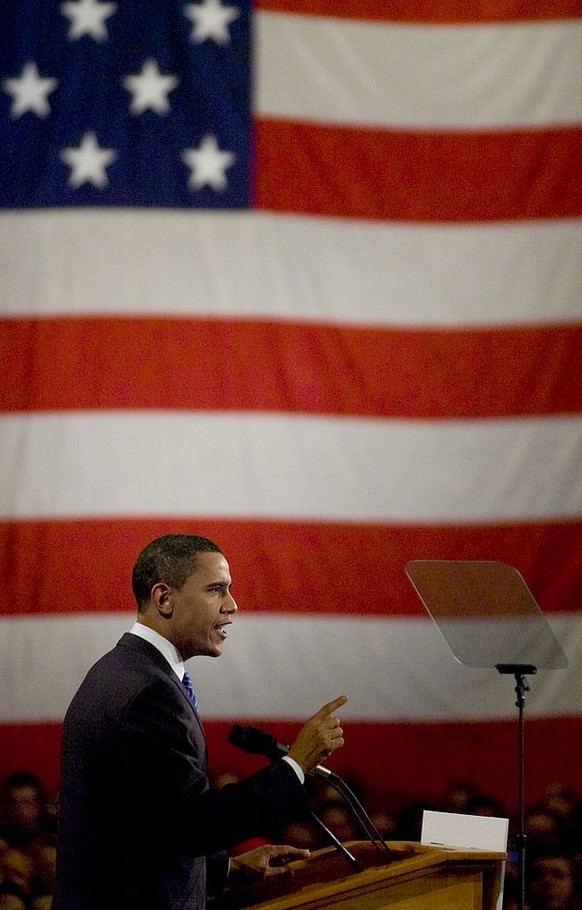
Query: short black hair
[[131, 534, 222, 610], [1, 770, 44, 798]]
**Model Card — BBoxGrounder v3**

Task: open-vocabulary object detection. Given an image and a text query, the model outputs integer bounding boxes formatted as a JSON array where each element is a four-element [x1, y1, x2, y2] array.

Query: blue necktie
[[182, 670, 198, 710]]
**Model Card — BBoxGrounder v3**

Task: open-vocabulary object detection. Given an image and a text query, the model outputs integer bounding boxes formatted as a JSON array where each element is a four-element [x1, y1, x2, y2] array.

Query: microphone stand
[[227, 724, 391, 871], [308, 811, 360, 873], [315, 767, 393, 862]]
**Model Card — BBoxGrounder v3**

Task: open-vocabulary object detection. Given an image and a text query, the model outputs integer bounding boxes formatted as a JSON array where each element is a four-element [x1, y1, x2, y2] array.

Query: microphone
[[229, 724, 333, 777], [228, 724, 392, 863], [228, 724, 290, 762]]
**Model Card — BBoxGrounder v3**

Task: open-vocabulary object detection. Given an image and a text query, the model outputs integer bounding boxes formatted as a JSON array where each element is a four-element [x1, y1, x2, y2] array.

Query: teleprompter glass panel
[[406, 560, 568, 670]]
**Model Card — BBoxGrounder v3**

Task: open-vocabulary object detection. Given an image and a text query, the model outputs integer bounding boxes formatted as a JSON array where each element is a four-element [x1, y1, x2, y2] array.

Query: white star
[[2, 62, 58, 119], [60, 131, 117, 189], [61, 0, 117, 42], [122, 59, 179, 116], [184, 0, 240, 45], [181, 134, 236, 191]]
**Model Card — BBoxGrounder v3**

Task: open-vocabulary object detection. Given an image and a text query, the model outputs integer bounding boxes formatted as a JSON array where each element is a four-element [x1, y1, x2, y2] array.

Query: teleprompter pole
[[496, 663, 537, 910]]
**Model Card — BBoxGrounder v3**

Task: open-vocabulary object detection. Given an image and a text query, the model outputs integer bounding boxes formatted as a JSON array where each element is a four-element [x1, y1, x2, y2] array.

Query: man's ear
[[151, 582, 173, 617]]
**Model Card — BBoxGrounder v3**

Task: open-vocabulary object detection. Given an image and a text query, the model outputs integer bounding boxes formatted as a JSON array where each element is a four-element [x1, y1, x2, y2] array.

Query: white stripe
[[257, 14, 582, 128], [1, 413, 581, 522], [1, 211, 581, 326], [0, 612, 578, 723]]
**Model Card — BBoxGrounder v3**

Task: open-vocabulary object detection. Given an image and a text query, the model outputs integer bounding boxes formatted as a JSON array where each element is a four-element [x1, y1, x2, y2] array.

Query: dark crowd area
[[1, 767, 581, 910]]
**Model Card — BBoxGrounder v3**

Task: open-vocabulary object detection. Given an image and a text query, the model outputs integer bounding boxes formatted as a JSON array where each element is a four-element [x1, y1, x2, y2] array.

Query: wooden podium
[[218, 841, 506, 910]]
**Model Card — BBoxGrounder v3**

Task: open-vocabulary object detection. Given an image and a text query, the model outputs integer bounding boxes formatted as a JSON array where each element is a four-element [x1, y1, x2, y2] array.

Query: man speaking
[[53, 533, 347, 910]]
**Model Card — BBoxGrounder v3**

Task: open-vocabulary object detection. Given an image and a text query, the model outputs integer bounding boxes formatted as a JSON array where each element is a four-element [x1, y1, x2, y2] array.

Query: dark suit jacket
[[53, 633, 310, 910]]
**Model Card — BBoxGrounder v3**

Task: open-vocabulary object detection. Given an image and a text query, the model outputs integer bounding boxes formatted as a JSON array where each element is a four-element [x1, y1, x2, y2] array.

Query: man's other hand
[[229, 844, 310, 880]]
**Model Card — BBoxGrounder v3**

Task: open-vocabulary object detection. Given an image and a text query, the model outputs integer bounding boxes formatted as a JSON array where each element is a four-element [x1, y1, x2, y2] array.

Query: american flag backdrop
[[1, 0, 581, 816]]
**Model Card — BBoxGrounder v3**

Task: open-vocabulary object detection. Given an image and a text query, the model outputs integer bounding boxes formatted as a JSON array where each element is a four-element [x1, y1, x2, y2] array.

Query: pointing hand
[[287, 695, 348, 773]]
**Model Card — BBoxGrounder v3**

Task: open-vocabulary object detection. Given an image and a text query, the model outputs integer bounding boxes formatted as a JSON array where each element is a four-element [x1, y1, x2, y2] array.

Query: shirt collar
[[129, 621, 185, 681]]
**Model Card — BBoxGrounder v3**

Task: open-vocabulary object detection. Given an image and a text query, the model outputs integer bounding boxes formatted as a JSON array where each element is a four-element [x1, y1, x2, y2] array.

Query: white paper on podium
[[421, 810, 508, 910]]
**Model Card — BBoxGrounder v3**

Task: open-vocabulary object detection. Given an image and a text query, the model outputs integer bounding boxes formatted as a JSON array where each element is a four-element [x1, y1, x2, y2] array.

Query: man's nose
[[224, 592, 238, 613]]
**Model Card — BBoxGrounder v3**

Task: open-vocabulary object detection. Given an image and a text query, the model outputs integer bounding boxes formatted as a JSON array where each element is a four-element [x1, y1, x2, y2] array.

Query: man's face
[[530, 856, 575, 910], [4, 785, 42, 832], [167, 551, 237, 660]]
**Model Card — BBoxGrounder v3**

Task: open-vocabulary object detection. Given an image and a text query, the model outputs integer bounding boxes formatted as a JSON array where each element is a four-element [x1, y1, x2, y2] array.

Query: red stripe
[[2, 318, 581, 418], [255, 122, 582, 223], [1, 518, 580, 617], [256, 0, 582, 23], [2, 716, 581, 817]]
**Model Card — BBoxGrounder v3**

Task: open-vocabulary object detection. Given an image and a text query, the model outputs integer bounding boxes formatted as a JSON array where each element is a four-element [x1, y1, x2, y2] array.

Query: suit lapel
[[118, 632, 209, 765]]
